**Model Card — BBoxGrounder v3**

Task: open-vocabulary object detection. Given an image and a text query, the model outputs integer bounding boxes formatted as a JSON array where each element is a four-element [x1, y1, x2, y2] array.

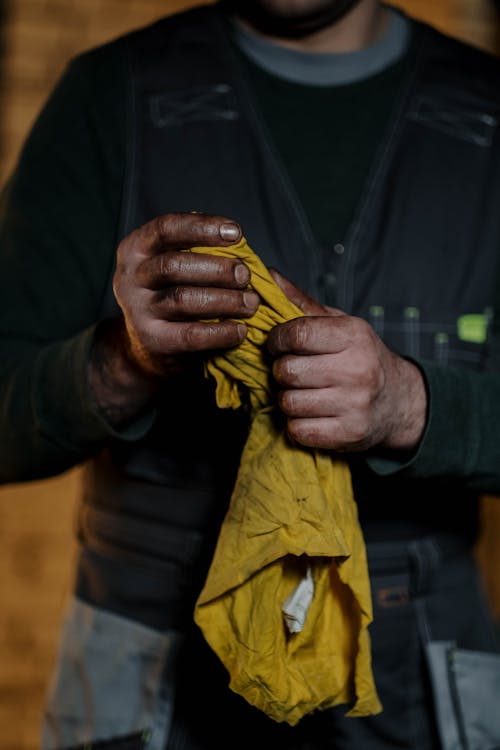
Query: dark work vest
[[77, 4, 500, 630]]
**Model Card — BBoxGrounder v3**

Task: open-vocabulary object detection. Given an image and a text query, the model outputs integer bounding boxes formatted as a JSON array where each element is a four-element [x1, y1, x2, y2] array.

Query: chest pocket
[[366, 305, 493, 371]]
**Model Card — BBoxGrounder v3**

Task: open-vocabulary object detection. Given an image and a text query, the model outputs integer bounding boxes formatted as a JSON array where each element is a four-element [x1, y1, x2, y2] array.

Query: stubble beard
[[222, 0, 365, 38]]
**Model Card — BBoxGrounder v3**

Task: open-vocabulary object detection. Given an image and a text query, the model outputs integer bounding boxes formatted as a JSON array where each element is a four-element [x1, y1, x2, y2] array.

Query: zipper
[[218, 16, 325, 295], [339, 25, 429, 313]]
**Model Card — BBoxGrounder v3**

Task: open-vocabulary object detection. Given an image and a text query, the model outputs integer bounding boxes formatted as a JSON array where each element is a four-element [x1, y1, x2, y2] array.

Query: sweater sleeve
[[366, 355, 500, 494], [0, 43, 152, 483]]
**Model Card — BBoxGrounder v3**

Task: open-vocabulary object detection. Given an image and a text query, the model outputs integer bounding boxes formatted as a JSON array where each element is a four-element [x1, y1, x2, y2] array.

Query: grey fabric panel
[[41, 598, 181, 750], [425, 641, 500, 750], [425, 641, 464, 750], [453, 648, 500, 750]]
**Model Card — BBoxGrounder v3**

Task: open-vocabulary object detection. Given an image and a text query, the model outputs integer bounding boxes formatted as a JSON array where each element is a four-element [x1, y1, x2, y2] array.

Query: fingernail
[[237, 323, 247, 339], [234, 263, 250, 285], [243, 291, 258, 309], [220, 222, 241, 241]]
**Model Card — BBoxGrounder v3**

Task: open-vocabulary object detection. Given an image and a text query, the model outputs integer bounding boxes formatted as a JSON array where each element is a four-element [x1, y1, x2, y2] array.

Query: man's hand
[[113, 212, 258, 376], [89, 213, 258, 426], [267, 270, 427, 454]]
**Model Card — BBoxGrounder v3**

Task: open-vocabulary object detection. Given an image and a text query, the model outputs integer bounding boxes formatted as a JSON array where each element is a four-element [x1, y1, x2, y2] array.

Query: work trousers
[[43, 536, 499, 750]]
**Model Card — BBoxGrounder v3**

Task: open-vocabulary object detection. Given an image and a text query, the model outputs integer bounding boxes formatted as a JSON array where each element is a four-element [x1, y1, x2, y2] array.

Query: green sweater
[[1, 26, 500, 510]]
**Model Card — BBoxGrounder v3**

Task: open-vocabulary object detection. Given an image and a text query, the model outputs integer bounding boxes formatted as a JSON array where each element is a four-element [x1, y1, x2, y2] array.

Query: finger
[[286, 417, 369, 452], [131, 212, 242, 257], [137, 250, 251, 290], [278, 387, 340, 418], [143, 319, 248, 355], [267, 316, 350, 356], [150, 285, 259, 321], [273, 353, 343, 388], [269, 268, 326, 315]]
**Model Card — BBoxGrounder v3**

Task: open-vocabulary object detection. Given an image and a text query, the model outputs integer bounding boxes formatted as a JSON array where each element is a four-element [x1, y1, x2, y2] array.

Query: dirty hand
[[267, 270, 427, 454], [89, 213, 257, 426], [113, 212, 258, 377]]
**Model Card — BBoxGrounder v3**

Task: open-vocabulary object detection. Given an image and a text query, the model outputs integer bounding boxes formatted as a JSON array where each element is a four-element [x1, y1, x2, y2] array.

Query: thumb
[[269, 267, 344, 317]]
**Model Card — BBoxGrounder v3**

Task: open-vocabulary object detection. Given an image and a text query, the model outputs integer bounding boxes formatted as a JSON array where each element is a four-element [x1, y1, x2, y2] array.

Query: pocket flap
[[425, 641, 500, 750]]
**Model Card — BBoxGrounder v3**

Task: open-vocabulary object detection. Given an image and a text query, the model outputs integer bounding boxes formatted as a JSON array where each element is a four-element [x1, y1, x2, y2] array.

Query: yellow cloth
[[190, 238, 381, 725]]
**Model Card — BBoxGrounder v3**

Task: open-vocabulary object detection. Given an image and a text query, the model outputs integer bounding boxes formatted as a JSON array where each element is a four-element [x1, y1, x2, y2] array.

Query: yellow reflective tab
[[457, 314, 488, 344]]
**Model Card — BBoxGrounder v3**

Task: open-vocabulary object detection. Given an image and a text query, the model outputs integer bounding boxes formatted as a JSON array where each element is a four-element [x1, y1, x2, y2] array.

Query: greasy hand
[[267, 270, 427, 454], [113, 213, 259, 377]]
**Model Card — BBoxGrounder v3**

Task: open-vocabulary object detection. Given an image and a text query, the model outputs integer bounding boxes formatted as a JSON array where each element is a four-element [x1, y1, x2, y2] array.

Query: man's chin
[[222, 0, 363, 39]]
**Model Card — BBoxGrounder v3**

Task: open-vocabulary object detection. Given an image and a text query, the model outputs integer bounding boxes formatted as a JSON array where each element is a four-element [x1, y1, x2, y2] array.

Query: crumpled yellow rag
[[190, 238, 381, 725]]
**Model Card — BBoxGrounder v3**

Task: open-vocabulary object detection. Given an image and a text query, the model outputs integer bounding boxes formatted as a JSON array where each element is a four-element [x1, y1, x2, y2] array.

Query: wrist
[[382, 357, 428, 452], [88, 317, 161, 428]]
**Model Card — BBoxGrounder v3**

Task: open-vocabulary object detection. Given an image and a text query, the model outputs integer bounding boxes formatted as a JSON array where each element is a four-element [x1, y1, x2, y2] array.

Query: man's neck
[[235, 0, 390, 54]]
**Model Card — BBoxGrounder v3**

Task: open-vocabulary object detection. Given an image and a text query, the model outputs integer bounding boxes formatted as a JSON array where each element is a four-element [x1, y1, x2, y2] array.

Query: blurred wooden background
[[0, 1, 499, 748]]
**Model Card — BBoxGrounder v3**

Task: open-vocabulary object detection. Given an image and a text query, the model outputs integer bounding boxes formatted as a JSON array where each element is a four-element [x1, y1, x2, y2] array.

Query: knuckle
[[350, 314, 370, 334], [273, 356, 294, 385], [353, 316, 377, 347], [272, 359, 282, 383], [286, 419, 302, 443], [156, 212, 194, 244], [198, 216, 221, 240], [155, 214, 171, 240], [157, 252, 172, 280], [368, 367, 384, 394], [157, 212, 184, 239], [183, 322, 202, 350], [168, 285, 206, 313], [278, 390, 295, 415], [286, 419, 320, 448], [357, 358, 384, 395], [150, 289, 175, 318], [349, 424, 368, 445], [342, 314, 365, 342], [163, 251, 201, 283], [181, 320, 236, 351], [343, 417, 371, 449], [355, 389, 373, 413], [171, 285, 187, 307], [291, 317, 310, 351], [348, 376, 374, 409], [149, 291, 166, 317]]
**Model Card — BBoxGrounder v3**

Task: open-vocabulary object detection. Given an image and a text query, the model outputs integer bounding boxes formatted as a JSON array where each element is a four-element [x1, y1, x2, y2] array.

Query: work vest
[[77, 4, 500, 629]]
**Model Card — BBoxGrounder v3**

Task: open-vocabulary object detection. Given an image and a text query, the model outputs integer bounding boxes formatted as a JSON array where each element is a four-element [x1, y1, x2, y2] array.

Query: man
[[1, 0, 499, 748]]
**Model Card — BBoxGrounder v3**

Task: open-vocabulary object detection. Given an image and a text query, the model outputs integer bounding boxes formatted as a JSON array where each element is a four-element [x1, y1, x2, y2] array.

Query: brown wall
[[0, 2, 499, 748], [0, 0, 202, 180]]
